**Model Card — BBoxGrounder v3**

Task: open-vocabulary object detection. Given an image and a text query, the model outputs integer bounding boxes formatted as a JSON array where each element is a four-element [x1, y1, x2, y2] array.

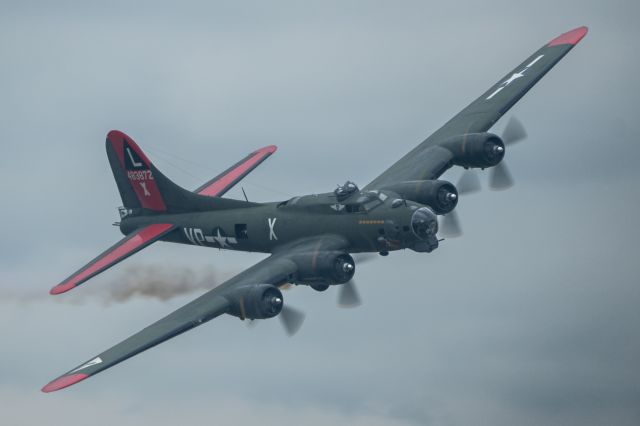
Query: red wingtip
[[548, 26, 588, 46], [50, 282, 75, 295], [258, 145, 277, 154], [41, 373, 89, 393]]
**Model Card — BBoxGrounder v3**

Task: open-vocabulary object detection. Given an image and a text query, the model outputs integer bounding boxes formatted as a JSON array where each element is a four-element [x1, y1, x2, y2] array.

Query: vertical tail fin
[[106, 130, 257, 214], [106, 130, 168, 212]]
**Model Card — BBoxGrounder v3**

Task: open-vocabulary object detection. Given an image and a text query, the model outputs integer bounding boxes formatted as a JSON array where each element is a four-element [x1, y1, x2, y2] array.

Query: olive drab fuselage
[[120, 189, 437, 255]]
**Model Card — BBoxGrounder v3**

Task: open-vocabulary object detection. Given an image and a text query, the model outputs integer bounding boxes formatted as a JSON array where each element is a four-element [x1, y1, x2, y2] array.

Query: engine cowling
[[293, 251, 355, 286], [442, 132, 505, 169], [226, 284, 283, 320], [382, 180, 458, 214]]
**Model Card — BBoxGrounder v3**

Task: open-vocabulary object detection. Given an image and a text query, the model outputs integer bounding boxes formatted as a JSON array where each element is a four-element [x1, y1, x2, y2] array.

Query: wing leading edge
[[365, 26, 588, 190]]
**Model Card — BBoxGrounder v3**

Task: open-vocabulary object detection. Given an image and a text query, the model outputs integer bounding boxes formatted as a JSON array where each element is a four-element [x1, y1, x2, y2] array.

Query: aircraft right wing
[[42, 254, 297, 392], [42, 234, 348, 392]]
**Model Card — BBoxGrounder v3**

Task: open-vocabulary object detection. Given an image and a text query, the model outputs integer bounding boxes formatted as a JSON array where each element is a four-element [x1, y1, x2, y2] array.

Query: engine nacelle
[[293, 251, 355, 286], [226, 284, 283, 320], [382, 180, 458, 214], [442, 132, 505, 169]]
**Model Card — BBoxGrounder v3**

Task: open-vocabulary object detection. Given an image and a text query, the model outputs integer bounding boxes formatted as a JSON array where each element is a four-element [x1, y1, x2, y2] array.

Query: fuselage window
[[235, 224, 248, 239], [345, 204, 364, 213]]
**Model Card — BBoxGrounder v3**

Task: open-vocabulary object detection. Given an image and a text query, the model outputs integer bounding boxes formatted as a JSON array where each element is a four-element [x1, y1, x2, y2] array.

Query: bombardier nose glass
[[411, 207, 438, 240]]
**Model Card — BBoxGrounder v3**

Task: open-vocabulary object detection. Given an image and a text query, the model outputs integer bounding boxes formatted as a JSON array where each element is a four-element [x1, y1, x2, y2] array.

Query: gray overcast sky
[[1, 1, 639, 425]]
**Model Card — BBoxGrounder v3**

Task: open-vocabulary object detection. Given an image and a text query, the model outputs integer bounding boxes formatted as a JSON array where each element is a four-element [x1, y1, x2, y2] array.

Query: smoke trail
[[98, 263, 221, 305], [7, 263, 234, 306]]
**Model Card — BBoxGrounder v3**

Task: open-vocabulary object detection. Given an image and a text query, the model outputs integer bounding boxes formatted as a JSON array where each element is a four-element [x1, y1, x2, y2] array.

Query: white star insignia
[[503, 70, 526, 86], [213, 229, 229, 247]]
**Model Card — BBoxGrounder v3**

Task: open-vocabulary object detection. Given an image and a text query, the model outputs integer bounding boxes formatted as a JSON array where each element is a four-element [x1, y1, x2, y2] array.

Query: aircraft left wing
[[50, 223, 176, 295], [365, 26, 588, 190], [195, 145, 277, 197], [42, 234, 348, 392]]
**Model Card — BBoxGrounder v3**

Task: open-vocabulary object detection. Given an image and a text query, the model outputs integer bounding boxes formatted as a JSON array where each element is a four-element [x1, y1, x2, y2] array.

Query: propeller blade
[[279, 283, 294, 291], [338, 280, 361, 308], [457, 170, 481, 195], [439, 210, 462, 238], [279, 305, 305, 336], [489, 162, 514, 190], [351, 253, 377, 265], [502, 116, 527, 145]]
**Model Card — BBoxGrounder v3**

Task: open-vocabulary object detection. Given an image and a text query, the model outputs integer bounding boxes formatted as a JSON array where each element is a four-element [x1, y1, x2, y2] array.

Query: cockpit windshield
[[276, 183, 389, 213], [344, 190, 387, 213]]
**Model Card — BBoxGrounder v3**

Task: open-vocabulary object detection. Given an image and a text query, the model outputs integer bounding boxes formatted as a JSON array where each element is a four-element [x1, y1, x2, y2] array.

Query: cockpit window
[[277, 196, 301, 208], [345, 204, 365, 213], [342, 191, 384, 213], [363, 198, 382, 211]]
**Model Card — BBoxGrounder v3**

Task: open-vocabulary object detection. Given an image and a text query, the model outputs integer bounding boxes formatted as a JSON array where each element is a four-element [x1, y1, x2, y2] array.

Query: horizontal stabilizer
[[50, 224, 175, 295], [195, 145, 277, 197]]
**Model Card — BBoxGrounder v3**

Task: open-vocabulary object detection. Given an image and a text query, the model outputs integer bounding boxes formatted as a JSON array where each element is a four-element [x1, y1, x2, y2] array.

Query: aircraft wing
[[42, 235, 348, 392], [50, 223, 176, 295], [365, 26, 588, 190], [195, 145, 277, 197]]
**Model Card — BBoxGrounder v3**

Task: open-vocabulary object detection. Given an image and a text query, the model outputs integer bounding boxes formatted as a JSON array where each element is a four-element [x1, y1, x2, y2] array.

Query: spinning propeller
[[489, 116, 527, 189], [256, 253, 376, 335], [336, 253, 377, 308], [439, 116, 527, 237], [279, 305, 306, 336], [248, 303, 306, 337]]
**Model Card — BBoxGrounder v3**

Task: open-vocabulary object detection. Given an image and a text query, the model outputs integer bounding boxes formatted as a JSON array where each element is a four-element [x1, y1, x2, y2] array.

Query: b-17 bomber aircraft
[[42, 26, 588, 392]]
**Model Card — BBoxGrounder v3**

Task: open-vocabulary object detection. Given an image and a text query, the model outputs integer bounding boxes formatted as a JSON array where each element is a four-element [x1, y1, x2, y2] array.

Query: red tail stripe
[[107, 130, 154, 167], [198, 145, 277, 197], [106, 130, 167, 212], [50, 224, 174, 295]]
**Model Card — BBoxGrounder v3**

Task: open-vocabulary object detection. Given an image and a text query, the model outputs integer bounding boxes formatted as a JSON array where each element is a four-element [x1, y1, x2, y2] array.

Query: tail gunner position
[[43, 27, 588, 392]]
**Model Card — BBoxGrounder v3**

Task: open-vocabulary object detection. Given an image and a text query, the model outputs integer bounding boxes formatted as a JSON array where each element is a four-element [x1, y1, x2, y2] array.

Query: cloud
[[2, 1, 640, 425]]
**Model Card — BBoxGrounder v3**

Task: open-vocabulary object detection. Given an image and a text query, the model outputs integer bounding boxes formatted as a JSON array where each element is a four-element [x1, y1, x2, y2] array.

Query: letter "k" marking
[[268, 218, 278, 240]]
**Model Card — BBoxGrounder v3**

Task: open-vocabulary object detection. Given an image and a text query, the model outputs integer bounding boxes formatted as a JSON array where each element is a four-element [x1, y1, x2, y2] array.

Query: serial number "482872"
[[127, 170, 154, 181]]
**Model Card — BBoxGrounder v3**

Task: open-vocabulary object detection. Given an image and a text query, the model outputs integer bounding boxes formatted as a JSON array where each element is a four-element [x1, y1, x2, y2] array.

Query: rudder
[[106, 130, 168, 212], [106, 130, 257, 215]]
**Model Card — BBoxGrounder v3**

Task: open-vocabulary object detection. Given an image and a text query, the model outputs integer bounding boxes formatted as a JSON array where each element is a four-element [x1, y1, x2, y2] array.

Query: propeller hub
[[446, 192, 457, 201], [342, 262, 354, 273], [493, 145, 504, 154]]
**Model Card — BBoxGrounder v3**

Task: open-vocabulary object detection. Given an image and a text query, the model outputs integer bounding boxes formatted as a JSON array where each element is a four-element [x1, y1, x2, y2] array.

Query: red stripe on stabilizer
[[41, 373, 89, 393], [50, 224, 174, 295], [548, 26, 588, 47], [198, 145, 277, 197]]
